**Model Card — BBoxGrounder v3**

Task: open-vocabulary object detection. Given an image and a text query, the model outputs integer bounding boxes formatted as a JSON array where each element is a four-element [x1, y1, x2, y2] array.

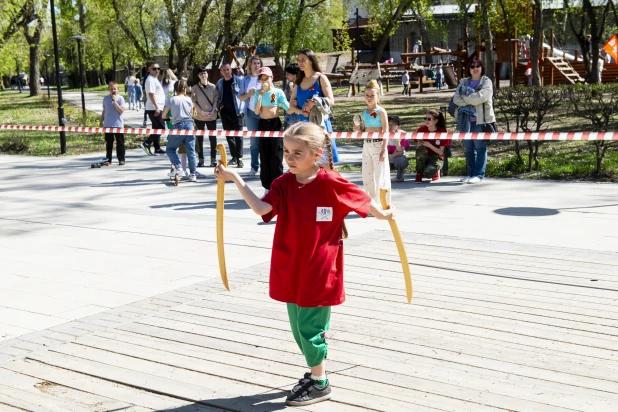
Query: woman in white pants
[[352, 80, 391, 204]]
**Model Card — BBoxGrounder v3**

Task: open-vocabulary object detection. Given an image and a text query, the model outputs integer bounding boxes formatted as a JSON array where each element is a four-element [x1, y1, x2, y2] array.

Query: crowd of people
[[103, 52, 493, 188]]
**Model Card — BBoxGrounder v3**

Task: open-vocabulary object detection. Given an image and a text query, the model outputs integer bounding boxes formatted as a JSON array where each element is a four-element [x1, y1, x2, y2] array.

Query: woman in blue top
[[290, 49, 339, 163], [254, 67, 292, 193]]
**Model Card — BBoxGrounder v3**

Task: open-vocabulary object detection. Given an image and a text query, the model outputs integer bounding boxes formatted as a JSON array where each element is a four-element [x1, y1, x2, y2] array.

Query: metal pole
[[50, 0, 67, 154], [77, 39, 86, 115], [43, 54, 51, 99]]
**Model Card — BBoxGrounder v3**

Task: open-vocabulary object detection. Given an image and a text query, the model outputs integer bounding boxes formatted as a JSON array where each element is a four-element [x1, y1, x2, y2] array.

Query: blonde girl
[[352, 80, 391, 204], [214, 122, 393, 407]]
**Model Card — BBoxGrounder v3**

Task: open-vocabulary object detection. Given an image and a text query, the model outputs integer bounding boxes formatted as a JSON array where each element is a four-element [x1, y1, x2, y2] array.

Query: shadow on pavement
[[151, 199, 251, 211], [494, 207, 559, 217], [158, 390, 289, 411]]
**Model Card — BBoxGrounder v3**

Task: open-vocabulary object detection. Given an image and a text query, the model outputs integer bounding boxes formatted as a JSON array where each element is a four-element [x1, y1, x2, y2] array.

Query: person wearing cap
[[254, 67, 291, 194], [387, 116, 410, 182]]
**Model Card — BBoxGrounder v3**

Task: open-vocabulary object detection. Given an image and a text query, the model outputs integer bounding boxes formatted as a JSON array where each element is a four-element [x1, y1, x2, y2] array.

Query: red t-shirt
[[416, 125, 449, 157], [262, 168, 371, 307]]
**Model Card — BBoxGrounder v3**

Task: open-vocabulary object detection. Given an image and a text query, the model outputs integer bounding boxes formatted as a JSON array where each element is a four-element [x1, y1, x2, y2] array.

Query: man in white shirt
[[142, 62, 166, 155]]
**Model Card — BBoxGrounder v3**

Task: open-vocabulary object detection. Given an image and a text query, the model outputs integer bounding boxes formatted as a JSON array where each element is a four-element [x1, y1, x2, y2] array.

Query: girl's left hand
[[379, 150, 386, 162], [214, 161, 237, 182]]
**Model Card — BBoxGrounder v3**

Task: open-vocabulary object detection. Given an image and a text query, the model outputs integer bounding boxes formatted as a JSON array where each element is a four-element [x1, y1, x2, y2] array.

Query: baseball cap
[[258, 67, 273, 78]]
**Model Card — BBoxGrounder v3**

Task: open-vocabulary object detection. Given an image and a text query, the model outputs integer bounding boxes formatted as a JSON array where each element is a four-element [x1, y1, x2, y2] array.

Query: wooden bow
[[380, 188, 412, 303], [216, 144, 229, 291]]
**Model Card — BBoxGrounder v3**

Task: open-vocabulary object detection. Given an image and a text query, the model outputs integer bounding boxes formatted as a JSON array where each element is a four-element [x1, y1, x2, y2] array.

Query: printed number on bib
[[317, 207, 333, 222]]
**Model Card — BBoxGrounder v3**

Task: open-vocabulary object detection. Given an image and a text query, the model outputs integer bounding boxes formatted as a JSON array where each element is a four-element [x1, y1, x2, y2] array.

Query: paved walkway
[[0, 147, 617, 410], [1, 90, 618, 410]]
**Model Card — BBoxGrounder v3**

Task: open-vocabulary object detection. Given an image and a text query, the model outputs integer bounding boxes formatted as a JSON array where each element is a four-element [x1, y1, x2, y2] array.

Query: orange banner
[[602, 34, 618, 63]]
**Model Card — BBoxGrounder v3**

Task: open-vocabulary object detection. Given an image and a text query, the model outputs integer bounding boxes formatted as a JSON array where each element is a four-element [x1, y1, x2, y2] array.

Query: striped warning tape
[[1, 124, 617, 140]]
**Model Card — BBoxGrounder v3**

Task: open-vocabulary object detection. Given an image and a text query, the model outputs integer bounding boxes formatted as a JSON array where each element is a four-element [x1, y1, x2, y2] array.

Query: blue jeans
[[166, 121, 197, 174], [463, 121, 487, 178], [127, 86, 135, 107], [245, 110, 260, 171]]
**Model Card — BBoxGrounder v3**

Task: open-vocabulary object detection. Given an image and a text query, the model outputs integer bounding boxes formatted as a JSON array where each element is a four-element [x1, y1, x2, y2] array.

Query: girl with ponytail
[[214, 121, 394, 407]]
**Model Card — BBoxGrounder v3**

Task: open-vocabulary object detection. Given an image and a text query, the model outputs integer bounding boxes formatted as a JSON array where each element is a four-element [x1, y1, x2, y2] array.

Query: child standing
[[254, 67, 291, 194], [133, 78, 143, 110], [162, 80, 198, 182], [101, 81, 126, 165], [214, 122, 394, 406], [352, 80, 391, 204]]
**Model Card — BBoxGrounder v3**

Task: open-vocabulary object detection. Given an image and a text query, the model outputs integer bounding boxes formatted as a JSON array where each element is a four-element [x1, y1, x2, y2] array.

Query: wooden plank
[[0, 359, 192, 410], [0, 383, 91, 412], [91, 329, 477, 412], [189, 287, 618, 362], [28, 347, 363, 412], [344, 265, 618, 317], [72, 334, 440, 412], [346, 251, 618, 289], [0, 368, 138, 412], [131, 312, 610, 411], [181, 292, 618, 383]]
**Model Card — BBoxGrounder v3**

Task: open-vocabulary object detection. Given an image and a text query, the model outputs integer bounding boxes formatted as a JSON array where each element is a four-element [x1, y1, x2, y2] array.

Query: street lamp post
[[69, 35, 87, 116], [50, 0, 67, 154], [43, 53, 51, 100]]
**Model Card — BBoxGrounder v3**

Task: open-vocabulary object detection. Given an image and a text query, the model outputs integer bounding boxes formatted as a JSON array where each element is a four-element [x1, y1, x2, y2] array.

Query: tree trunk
[[21, 1, 46, 97], [417, 11, 431, 63], [497, 0, 514, 86], [530, 0, 543, 86], [28, 41, 41, 96], [480, 0, 495, 85], [372, 0, 415, 63]]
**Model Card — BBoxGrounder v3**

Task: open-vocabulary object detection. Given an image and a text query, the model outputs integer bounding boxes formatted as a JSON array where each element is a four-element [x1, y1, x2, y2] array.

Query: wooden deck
[[1, 230, 617, 411]]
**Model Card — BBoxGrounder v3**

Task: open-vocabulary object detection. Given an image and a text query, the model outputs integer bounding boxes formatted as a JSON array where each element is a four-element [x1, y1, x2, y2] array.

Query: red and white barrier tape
[[1, 124, 617, 140]]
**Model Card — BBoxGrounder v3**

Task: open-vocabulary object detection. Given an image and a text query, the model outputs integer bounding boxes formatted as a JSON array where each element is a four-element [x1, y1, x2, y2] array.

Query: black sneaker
[[153, 149, 166, 155], [291, 373, 311, 394], [140, 142, 152, 155], [197, 159, 205, 168], [210, 158, 217, 167], [237, 158, 244, 168], [286, 379, 331, 406], [118, 160, 126, 165], [228, 157, 237, 166]]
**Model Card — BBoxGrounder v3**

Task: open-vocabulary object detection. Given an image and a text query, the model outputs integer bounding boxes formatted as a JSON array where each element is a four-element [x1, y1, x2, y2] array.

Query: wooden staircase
[[545, 57, 584, 84]]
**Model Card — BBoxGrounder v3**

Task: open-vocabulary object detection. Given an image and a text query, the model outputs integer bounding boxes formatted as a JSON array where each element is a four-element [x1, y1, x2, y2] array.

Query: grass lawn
[[0, 92, 144, 156], [330, 95, 618, 182]]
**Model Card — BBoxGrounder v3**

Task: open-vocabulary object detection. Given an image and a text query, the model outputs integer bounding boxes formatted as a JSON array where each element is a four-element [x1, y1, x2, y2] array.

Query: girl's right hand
[[214, 161, 237, 182]]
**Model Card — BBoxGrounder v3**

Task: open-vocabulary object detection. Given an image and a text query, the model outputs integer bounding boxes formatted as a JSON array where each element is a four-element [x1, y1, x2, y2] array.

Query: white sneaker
[[194, 171, 207, 178], [189, 174, 197, 182], [167, 168, 179, 178], [468, 176, 482, 184], [460, 176, 471, 183], [248, 168, 258, 176]]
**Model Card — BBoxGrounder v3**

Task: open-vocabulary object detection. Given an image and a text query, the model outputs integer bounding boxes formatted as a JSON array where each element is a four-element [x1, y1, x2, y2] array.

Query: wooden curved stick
[[380, 188, 412, 303], [216, 144, 229, 291]]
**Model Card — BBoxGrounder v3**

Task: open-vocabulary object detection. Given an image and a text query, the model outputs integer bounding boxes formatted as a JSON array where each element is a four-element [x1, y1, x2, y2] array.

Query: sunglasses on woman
[[470, 65, 482, 69], [425, 117, 436, 121]]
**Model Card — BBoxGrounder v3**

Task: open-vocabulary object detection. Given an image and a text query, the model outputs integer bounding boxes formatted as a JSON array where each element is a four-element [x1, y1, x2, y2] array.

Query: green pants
[[287, 304, 331, 367], [416, 145, 444, 178]]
